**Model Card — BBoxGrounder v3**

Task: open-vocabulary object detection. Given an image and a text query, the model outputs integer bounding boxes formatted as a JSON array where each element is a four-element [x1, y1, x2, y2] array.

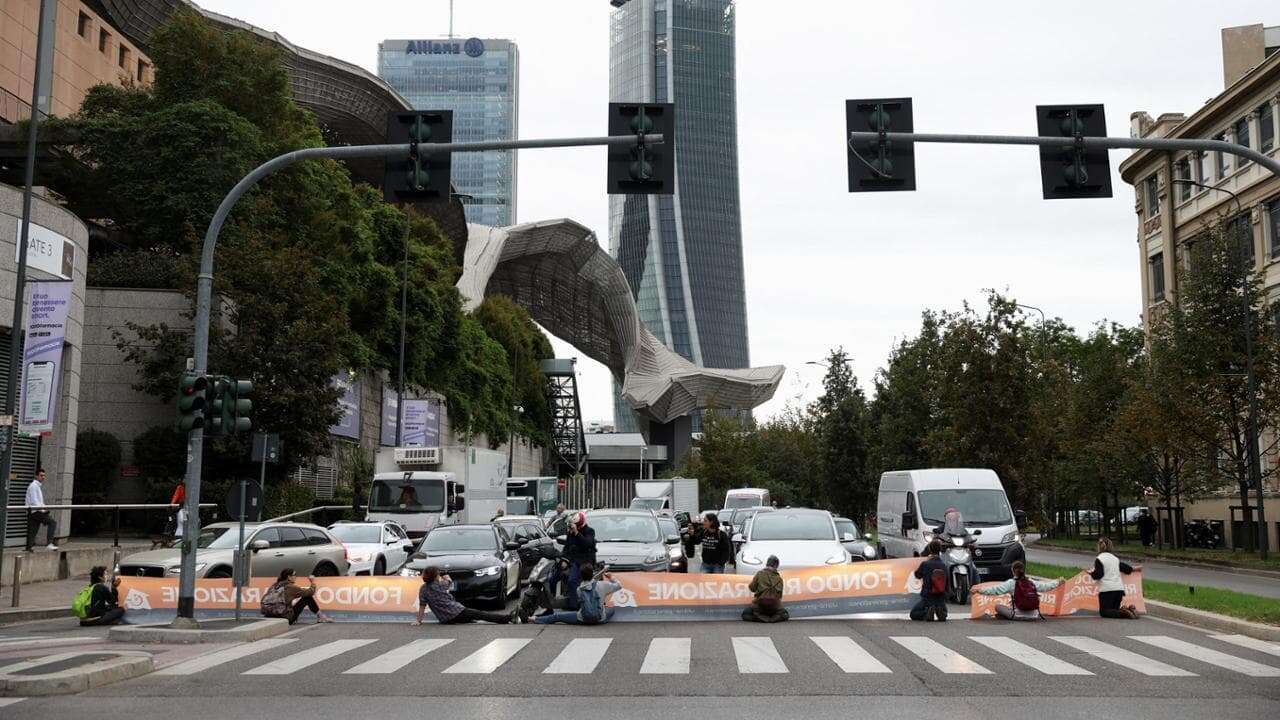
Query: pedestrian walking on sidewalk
[[1090, 537, 1140, 619], [77, 566, 127, 626], [700, 513, 732, 574], [1136, 510, 1157, 547], [24, 469, 57, 551], [534, 563, 620, 625], [261, 569, 334, 625], [909, 539, 948, 622], [741, 555, 788, 623], [415, 566, 514, 625], [975, 560, 1063, 620]]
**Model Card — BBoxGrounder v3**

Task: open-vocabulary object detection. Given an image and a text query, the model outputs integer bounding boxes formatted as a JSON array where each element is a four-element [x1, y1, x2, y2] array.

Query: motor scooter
[[517, 557, 563, 621], [937, 532, 979, 604]]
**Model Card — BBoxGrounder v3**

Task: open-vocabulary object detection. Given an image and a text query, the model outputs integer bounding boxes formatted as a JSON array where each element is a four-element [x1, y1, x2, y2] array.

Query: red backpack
[[928, 568, 947, 595], [1012, 576, 1040, 612]]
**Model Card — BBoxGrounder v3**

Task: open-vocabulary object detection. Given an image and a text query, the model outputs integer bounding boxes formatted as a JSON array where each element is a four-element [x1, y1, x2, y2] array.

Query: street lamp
[[1170, 177, 1266, 560]]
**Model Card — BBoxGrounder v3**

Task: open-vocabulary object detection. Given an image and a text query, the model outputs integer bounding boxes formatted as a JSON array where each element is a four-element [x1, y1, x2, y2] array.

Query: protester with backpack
[[261, 569, 333, 625], [975, 560, 1064, 620], [534, 563, 620, 625], [415, 566, 516, 625], [1090, 537, 1141, 619], [74, 566, 127, 626], [909, 539, 949, 621], [741, 555, 788, 623]]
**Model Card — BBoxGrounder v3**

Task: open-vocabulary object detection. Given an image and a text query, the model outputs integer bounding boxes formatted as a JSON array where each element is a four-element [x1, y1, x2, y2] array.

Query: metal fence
[[557, 477, 635, 510]]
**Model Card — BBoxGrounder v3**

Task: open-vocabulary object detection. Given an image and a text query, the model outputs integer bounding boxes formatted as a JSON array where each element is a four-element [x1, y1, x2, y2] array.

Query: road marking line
[[969, 636, 1092, 675], [732, 637, 788, 674], [640, 638, 690, 674], [1049, 636, 1194, 676], [1130, 635, 1280, 677], [1210, 634, 1280, 657], [891, 637, 991, 674], [0, 698, 26, 707], [810, 636, 892, 673], [543, 638, 612, 674], [343, 639, 453, 674], [442, 639, 530, 674], [156, 639, 297, 675], [243, 639, 375, 675]]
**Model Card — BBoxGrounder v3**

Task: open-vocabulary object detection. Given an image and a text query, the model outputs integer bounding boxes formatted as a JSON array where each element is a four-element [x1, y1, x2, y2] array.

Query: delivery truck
[[367, 446, 509, 536], [506, 476, 559, 517], [629, 478, 699, 517]]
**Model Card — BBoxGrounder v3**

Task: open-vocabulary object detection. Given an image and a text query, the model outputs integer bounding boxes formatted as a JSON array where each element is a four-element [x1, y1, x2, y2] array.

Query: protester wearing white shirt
[[24, 469, 57, 551]]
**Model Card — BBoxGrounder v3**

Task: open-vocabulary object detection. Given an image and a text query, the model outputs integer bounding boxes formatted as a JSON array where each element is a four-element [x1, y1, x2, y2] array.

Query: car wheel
[[313, 562, 338, 577], [207, 566, 232, 579], [877, 544, 886, 560], [373, 557, 386, 576]]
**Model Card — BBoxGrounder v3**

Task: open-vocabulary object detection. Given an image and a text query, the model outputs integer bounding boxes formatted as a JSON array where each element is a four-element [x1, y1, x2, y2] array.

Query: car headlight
[[645, 552, 666, 564], [167, 563, 205, 575], [1001, 531, 1022, 544], [947, 548, 970, 563], [477, 565, 503, 577], [668, 546, 682, 559], [399, 567, 421, 577], [862, 545, 877, 559], [741, 554, 762, 565]]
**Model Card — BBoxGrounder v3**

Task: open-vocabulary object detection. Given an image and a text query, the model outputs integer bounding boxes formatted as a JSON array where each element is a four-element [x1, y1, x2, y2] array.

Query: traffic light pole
[[173, 132, 665, 624], [848, 128, 1277, 561]]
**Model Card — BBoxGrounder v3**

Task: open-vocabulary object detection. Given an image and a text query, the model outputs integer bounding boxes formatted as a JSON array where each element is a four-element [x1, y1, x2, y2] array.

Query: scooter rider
[[549, 511, 596, 611], [936, 507, 980, 601]]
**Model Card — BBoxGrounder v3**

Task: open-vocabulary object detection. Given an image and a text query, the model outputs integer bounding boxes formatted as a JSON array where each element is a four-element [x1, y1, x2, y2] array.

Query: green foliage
[[441, 315, 515, 446], [86, 248, 184, 289], [132, 425, 189, 487], [264, 481, 317, 522], [474, 295, 554, 446], [73, 429, 122, 499], [809, 348, 871, 522]]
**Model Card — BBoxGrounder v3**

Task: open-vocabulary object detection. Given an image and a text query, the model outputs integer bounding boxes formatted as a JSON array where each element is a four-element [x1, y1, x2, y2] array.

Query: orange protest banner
[[969, 570, 1146, 618]]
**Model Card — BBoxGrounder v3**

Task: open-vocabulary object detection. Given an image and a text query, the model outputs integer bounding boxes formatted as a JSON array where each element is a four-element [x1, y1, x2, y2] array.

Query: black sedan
[[400, 524, 521, 608], [492, 515, 563, 583]]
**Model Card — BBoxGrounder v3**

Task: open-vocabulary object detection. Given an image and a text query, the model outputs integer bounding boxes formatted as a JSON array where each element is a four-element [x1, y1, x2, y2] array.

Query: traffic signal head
[[607, 103, 675, 195], [846, 98, 915, 192], [178, 373, 208, 432], [204, 376, 228, 434], [231, 379, 253, 434], [1035, 104, 1112, 199], [383, 111, 453, 203]]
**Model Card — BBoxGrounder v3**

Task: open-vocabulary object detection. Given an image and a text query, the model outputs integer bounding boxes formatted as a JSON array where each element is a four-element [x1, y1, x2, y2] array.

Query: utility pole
[[0, 0, 53, 583], [395, 218, 408, 447]]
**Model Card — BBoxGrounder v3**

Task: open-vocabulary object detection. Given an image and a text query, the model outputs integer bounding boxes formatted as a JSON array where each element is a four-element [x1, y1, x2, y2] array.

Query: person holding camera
[[534, 563, 619, 625], [415, 566, 515, 624], [549, 511, 596, 611], [77, 566, 127, 626]]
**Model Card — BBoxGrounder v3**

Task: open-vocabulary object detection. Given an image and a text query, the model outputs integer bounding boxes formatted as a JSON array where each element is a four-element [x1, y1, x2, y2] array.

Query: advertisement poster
[[380, 386, 398, 446], [401, 398, 440, 447], [970, 569, 1146, 618], [18, 280, 72, 434], [329, 371, 360, 439]]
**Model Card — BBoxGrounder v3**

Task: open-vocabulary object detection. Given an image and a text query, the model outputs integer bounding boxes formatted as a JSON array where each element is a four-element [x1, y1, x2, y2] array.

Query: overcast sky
[[199, 0, 1275, 425]]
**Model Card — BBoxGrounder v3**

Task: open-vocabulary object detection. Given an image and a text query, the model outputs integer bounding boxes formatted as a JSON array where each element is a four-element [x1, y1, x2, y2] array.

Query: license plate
[[977, 567, 989, 575]]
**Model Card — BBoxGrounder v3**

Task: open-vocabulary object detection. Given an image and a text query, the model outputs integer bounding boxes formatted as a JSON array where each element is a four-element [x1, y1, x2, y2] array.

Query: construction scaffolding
[[542, 358, 589, 482]]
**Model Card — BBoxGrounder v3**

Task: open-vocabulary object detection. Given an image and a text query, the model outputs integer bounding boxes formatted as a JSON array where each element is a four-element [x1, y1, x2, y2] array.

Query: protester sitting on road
[[700, 513, 732, 574], [261, 568, 333, 625], [78, 566, 127, 626], [975, 560, 1064, 620], [742, 555, 788, 623], [909, 539, 948, 622], [534, 563, 620, 625], [1090, 537, 1140, 619], [549, 511, 597, 610], [416, 566, 515, 625]]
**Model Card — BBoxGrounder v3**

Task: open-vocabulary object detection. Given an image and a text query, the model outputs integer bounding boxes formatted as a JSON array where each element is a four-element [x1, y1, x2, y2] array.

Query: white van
[[876, 469, 1026, 580], [723, 487, 770, 510]]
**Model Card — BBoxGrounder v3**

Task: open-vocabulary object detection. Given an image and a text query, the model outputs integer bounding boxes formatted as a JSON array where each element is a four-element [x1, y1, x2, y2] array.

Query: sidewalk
[[0, 576, 83, 620]]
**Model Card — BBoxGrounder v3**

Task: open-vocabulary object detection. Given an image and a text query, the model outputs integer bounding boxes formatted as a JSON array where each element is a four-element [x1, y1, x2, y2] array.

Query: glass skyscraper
[[377, 38, 518, 227], [609, 0, 748, 432]]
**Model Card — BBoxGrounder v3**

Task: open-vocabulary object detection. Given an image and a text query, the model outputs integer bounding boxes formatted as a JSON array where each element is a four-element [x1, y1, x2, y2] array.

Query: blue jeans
[[549, 562, 584, 609], [533, 608, 613, 625], [703, 563, 725, 574]]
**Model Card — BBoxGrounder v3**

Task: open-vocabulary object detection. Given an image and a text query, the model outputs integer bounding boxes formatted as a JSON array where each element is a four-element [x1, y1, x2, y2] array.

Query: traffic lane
[[10, 695, 1280, 720], [1025, 546, 1280, 599], [87, 615, 1280, 700]]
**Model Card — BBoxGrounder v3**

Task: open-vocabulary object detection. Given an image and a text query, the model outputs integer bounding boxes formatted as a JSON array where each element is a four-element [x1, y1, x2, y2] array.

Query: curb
[[1144, 599, 1280, 641], [1027, 542, 1280, 580], [108, 618, 289, 644], [0, 607, 70, 625], [0, 651, 153, 696]]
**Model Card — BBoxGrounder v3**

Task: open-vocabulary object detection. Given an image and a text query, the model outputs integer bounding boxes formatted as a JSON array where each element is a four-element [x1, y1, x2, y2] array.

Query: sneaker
[[45, 544, 58, 551], [315, 613, 334, 623], [510, 612, 524, 625]]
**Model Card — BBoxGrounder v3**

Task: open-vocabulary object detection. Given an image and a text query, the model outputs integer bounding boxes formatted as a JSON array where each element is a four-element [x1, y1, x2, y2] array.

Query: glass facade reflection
[[609, 0, 748, 432], [378, 38, 518, 227]]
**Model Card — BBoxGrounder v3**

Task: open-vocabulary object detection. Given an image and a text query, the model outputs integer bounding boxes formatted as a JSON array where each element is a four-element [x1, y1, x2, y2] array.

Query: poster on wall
[[401, 399, 440, 447], [18, 280, 72, 434], [329, 371, 360, 439], [379, 386, 398, 446]]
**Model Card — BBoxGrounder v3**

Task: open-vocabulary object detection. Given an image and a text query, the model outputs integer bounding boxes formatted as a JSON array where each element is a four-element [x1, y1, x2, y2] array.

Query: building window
[[1217, 132, 1231, 176], [77, 12, 91, 38], [1261, 103, 1275, 154], [1174, 159, 1192, 202], [118, 46, 129, 69], [1235, 117, 1252, 165], [1270, 201, 1280, 260], [1149, 252, 1165, 302], [1144, 175, 1160, 217], [99, 29, 110, 53], [1229, 213, 1254, 267], [137, 60, 149, 82], [1196, 149, 1212, 185]]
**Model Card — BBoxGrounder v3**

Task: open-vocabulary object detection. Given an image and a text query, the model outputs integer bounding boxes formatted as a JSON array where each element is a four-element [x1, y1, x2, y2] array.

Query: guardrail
[[4, 503, 216, 547], [265, 505, 360, 523]]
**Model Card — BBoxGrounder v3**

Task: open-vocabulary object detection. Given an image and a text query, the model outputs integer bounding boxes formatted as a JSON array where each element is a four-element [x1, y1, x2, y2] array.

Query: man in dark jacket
[[700, 513, 732, 573], [552, 511, 597, 610], [1136, 510, 1157, 547], [909, 539, 948, 621]]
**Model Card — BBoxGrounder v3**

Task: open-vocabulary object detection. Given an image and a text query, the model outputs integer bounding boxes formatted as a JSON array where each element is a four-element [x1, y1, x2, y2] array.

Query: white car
[[329, 521, 413, 576], [733, 508, 850, 574]]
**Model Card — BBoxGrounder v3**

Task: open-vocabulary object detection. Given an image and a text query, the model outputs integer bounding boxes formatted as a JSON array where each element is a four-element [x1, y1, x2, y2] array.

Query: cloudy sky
[[200, 0, 1275, 425]]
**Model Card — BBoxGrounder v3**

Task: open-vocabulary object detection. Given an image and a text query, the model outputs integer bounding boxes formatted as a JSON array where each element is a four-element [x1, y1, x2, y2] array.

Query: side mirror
[[901, 512, 918, 530], [402, 543, 415, 553], [665, 534, 680, 545], [731, 533, 744, 543], [449, 497, 466, 515], [841, 532, 855, 542], [504, 541, 521, 551], [250, 540, 269, 552], [454, 484, 466, 494], [1014, 510, 1028, 531]]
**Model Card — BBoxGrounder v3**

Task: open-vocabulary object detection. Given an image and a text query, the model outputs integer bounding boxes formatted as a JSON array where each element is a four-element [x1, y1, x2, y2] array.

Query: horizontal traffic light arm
[[846, 131, 1280, 180]]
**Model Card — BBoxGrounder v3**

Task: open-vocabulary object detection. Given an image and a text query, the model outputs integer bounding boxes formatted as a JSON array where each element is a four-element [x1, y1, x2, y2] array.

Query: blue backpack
[[578, 580, 604, 624]]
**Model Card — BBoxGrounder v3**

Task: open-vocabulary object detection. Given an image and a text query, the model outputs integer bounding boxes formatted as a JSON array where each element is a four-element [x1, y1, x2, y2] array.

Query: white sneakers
[[45, 544, 58, 550]]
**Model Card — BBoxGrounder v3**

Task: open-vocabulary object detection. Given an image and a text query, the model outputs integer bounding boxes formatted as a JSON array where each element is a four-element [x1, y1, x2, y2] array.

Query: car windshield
[[590, 514, 660, 542], [368, 478, 445, 513], [506, 498, 533, 514], [919, 489, 1012, 527], [834, 519, 859, 538], [724, 495, 761, 510], [329, 525, 382, 544], [749, 512, 834, 541], [629, 498, 666, 510], [196, 526, 236, 549], [658, 519, 678, 536], [421, 528, 494, 552]]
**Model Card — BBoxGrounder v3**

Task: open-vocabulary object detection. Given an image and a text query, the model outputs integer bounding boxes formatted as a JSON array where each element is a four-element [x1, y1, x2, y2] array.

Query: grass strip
[[1033, 537, 1280, 572]]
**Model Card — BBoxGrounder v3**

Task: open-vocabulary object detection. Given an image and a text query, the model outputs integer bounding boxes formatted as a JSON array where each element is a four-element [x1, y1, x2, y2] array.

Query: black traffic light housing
[[846, 98, 915, 192], [607, 102, 675, 195], [203, 375, 253, 436], [1035, 104, 1112, 199], [383, 110, 453, 203], [178, 373, 208, 432]]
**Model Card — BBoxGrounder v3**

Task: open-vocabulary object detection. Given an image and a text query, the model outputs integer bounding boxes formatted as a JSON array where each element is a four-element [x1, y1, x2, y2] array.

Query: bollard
[[10, 555, 21, 608], [113, 506, 121, 547]]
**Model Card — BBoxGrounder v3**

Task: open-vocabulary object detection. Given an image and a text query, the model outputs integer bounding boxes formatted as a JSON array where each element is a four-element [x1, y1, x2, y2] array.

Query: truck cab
[[365, 471, 466, 537]]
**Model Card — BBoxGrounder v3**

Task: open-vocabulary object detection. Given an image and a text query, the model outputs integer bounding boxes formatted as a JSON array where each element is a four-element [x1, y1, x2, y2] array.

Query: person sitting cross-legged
[[975, 560, 1063, 620]]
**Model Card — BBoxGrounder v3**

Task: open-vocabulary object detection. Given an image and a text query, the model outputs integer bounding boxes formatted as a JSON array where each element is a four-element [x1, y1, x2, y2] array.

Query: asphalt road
[[1024, 545, 1280, 599]]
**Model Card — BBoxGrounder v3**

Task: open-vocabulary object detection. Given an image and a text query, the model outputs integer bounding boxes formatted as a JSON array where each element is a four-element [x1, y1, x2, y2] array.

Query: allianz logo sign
[[405, 38, 485, 58]]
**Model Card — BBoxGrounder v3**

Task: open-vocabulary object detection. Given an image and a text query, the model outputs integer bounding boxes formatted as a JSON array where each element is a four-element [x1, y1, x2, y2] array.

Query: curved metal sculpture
[[457, 220, 784, 424]]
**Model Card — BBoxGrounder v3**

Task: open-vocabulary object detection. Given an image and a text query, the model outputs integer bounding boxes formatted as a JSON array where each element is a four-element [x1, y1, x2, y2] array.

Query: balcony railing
[[0, 86, 47, 126]]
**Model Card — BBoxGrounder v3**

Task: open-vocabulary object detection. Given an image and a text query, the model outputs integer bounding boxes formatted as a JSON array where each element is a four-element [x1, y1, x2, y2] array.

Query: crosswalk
[[150, 632, 1280, 681]]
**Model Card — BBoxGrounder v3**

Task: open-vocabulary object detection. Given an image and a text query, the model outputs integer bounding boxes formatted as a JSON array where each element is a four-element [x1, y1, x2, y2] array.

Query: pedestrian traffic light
[[177, 373, 208, 432], [383, 110, 453, 203], [607, 102, 675, 195], [1035, 104, 1112, 200], [846, 98, 915, 192]]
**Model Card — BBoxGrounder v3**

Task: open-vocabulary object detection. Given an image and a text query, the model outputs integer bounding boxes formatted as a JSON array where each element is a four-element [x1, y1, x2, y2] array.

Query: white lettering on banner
[[805, 570, 894, 594], [314, 585, 402, 607], [646, 580, 751, 602]]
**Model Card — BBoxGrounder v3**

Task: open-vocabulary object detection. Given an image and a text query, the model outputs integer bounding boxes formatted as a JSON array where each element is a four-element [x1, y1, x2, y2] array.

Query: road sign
[[224, 480, 264, 521], [251, 433, 281, 464]]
